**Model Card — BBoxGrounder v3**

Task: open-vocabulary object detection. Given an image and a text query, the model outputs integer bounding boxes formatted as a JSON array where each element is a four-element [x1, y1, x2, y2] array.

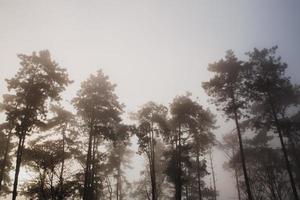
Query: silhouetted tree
[[245, 46, 300, 199], [163, 94, 215, 200], [0, 122, 14, 196], [47, 105, 77, 200], [2, 50, 71, 200], [131, 140, 173, 200], [219, 131, 242, 200], [133, 101, 168, 200], [72, 70, 123, 200], [203, 50, 253, 200]]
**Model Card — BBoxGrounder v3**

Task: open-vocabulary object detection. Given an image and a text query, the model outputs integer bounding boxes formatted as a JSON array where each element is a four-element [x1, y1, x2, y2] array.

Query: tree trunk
[[196, 151, 203, 200], [234, 168, 241, 200], [90, 134, 97, 200], [231, 91, 253, 200], [39, 168, 47, 200], [58, 126, 66, 200], [268, 96, 299, 200], [83, 126, 94, 200], [0, 131, 11, 192], [175, 126, 182, 200], [12, 133, 26, 200], [150, 124, 157, 200], [209, 148, 217, 200], [116, 167, 120, 200], [106, 177, 113, 200], [50, 168, 55, 200], [233, 109, 253, 200], [288, 138, 300, 190]]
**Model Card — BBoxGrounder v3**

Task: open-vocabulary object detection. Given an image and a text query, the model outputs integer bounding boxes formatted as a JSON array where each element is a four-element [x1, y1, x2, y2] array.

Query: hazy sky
[[1, 1, 300, 199]]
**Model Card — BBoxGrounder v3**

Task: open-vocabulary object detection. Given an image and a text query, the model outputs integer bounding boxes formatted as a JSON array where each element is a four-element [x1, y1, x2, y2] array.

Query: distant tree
[[219, 131, 242, 200], [245, 136, 290, 200], [0, 122, 14, 196], [2, 50, 71, 200], [202, 51, 253, 200], [22, 140, 64, 199], [103, 124, 133, 200], [245, 46, 300, 199], [133, 101, 168, 200], [190, 108, 215, 200], [163, 94, 215, 200], [131, 140, 173, 200], [72, 70, 123, 200], [208, 147, 217, 200], [283, 111, 300, 189], [46, 105, 78, 200]]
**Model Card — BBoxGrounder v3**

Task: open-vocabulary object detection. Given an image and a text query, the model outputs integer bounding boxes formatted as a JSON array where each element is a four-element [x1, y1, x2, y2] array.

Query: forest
[[0, 46, 299, 200]]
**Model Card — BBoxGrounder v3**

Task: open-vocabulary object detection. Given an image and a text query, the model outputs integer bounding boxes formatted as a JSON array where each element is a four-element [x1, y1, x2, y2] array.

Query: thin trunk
[[145, 184, 151, 200], [39, 168, 47, 200], [267, 170, 277, 200], [116, 167, 120, 200], [234, 168, 241, 200], [119, 167, 122, 200], [175, 126, 182, 200], [268, 95, 299, 200], [288, 138, 300, 190], [59, 126, 66, 200], [90, 134, 97, 200], [209, 148, 217, 200], [231, 91, 253, 200], [83, 125, 94, 200], [0, 131, 12, 192], [233, 110, 253, 200], [106, 177, 113, 200], [50, 168, 55, 200], [196, 151, 202, 200], [150, 123, 157, 200], [12, 133, 26, 200]]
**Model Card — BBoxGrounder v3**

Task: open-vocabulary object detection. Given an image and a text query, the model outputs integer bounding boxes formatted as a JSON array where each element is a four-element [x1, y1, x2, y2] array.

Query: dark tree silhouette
[[163, 94, 215, 200], [0, 122, 14, 196], [245, 46, 300, 200], [133, 101, 168, 200], [72, 70, 123, 200], [203, 50, 254, 200], [2, 50, 71, 200]]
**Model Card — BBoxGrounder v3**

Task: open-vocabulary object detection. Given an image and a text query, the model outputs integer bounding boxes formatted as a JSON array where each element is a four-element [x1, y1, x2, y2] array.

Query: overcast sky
[[1, 1, 300, 199]]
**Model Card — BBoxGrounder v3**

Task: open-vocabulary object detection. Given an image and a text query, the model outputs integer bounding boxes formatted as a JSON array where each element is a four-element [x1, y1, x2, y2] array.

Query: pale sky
[[1, 1, 300, 199]]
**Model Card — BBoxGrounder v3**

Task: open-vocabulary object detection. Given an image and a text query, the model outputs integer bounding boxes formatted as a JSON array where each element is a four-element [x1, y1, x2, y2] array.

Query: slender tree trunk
[[90, 134, 97, 200], [50, 168, 55, 200], [268, 96, 299, 200], [233, 109, 253, 200], [234, 168, 241, 200], [39, 168, 47, 200], [145, 184, 151, 200], [231, 91, 253, 200], [175, 126, 182, 200], [266, 169, 277, 200], [59, 126, 66, 200], [288, 138, 300, 190], [106, 177, 113, 200], [12, 133, 26, 200], [0, 131, 12, 192], [196, 151, 203, 200], [150, 124, 157, 200], [83, 125, 94, 200], [116, 161, 124, 200], [209, 148, 217, 200], [116, 167, 120, 200]]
